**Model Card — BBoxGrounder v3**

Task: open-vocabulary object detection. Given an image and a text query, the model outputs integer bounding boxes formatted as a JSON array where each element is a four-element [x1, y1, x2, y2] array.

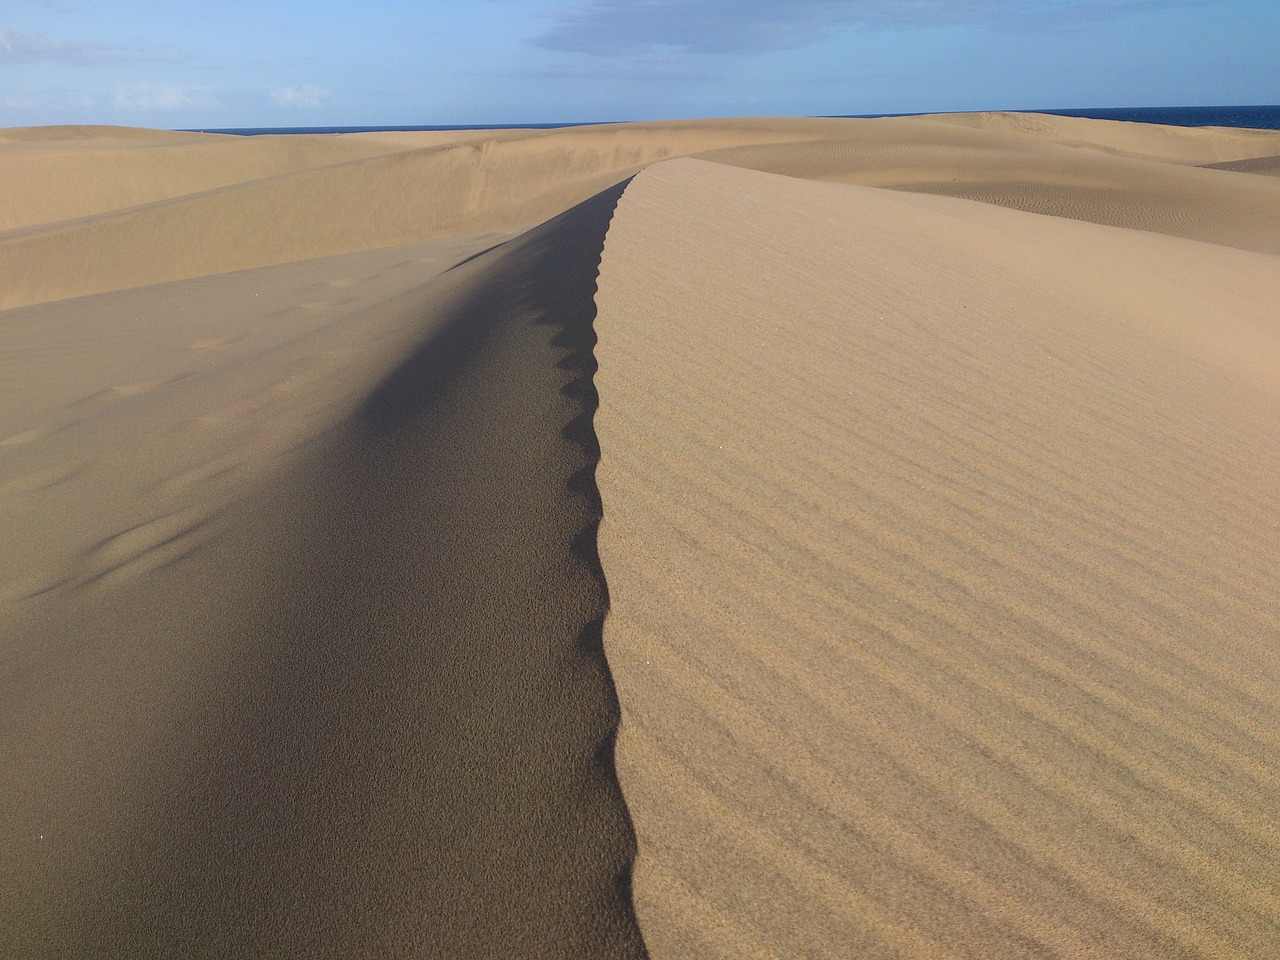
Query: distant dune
[[2, 115, 1278, 958]]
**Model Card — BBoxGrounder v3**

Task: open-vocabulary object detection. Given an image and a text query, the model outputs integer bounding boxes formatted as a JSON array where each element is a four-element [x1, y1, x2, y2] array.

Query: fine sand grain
[[594, 158, 1280, 959], [2, 114, 1279, 958]]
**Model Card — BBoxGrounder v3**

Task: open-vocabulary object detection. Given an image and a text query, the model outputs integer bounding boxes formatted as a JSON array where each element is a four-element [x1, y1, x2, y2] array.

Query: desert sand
[[1, 115, 1278, 958]]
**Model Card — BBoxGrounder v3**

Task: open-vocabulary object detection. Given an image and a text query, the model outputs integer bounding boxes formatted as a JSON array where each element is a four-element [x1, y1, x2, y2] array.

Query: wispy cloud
[[532, 0, 1200, 55], [1, 88, 97, 111], [0, 25, 162, 64], [111, 82, 204, 110], [0, 0, 73, 9], [271, 83, 331, 108]]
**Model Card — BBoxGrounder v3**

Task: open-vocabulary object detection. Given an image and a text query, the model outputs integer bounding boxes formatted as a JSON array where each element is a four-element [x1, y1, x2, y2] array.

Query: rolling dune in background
[[5, 115, 1280, 312], [2, 114, 1279, 957], [0, 120, 834, 311]]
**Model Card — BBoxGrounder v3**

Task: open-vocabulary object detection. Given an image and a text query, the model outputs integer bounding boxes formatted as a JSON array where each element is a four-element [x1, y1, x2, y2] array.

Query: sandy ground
[[2, 115, 1279, 958], [595, 158, 1280, 959]]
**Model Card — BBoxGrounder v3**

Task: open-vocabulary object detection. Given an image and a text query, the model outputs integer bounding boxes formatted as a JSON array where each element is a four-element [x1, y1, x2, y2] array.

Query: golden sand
[[2, 115, 1278, 958]]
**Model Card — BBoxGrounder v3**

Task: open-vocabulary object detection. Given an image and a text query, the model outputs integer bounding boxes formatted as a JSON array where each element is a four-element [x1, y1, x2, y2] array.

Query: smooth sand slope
[[0, 125, 454, 232], [701, 114, 1280, 255], [2, 114, 1280, 958], [594, 158, 1280, 958]]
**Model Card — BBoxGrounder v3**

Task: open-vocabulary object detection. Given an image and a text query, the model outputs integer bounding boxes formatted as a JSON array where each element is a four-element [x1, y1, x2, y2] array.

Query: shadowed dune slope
[[593, 159, 1280, 959], [1203, 154, 1280, 177], [0, 228, 521, 600], [0, 187, 644, 959]]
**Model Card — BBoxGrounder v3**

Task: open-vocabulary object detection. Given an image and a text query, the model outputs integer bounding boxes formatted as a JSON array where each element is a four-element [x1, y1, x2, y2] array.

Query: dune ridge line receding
[[0, 182, 647, 959]]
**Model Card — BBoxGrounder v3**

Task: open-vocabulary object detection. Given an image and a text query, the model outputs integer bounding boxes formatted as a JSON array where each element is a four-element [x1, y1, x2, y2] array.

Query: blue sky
[[1, 0, 1276, 128]]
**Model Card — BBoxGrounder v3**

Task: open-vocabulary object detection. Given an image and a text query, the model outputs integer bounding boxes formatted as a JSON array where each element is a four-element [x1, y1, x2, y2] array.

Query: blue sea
[[845, 105, 1280, 130], [189, 105, 1280, 137], [1018, 105, 1280, 130]]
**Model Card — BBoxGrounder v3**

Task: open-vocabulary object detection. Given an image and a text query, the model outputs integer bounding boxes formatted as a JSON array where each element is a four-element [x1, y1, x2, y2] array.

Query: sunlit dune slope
[[702, 116, 1280, 255], [594, 158, 1280, 959], [0, 126, 436, 232], [920, 110, 1280, 164]]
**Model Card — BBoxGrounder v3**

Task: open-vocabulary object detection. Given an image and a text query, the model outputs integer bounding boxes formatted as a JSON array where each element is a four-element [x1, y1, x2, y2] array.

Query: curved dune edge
[[593, 158, 1280, 959], [0, 186, 646, 958]]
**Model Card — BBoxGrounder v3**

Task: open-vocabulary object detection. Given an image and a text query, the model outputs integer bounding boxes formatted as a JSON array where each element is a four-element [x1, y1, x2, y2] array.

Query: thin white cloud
[[519, 61, 710, 82], [111, 82, 200, 110], [533, 0, 1203, 55], [1, 88, 97, 110], [271, 84, 331, 108], [0, 25, 161, 63]]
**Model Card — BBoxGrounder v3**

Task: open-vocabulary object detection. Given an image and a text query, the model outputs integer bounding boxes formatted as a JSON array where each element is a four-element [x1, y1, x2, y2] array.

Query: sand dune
[[0, 229, 527, 599], [0, 189, 643, 958], [0, 120, 833, 311], [2, 114, 1279, 958], [6, 114, 1280, 312], [594, 158, 1280, 958], [0, 125, 442, 232], [920, 110, 1280, 164], [702, 119, 1280, 254]]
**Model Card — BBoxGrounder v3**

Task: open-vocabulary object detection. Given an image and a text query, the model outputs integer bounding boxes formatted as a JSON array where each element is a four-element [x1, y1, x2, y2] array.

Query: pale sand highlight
[[594, 158, 1280, 958], [2, 114, 1279, 957]]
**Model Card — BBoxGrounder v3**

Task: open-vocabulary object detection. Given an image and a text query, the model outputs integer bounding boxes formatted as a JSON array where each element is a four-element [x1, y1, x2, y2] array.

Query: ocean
[[844, 104, 1280, 130], [190, 105, 1280, 137], [1029, 104, 1280, 129]]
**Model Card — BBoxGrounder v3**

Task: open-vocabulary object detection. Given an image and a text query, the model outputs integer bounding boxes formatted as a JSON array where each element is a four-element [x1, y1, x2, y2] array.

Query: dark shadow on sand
[[42, 181, 645, 959]]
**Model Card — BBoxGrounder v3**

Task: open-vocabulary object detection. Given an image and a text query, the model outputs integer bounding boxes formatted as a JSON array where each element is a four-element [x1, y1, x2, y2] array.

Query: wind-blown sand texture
[[2, 115, 1279, 958]]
